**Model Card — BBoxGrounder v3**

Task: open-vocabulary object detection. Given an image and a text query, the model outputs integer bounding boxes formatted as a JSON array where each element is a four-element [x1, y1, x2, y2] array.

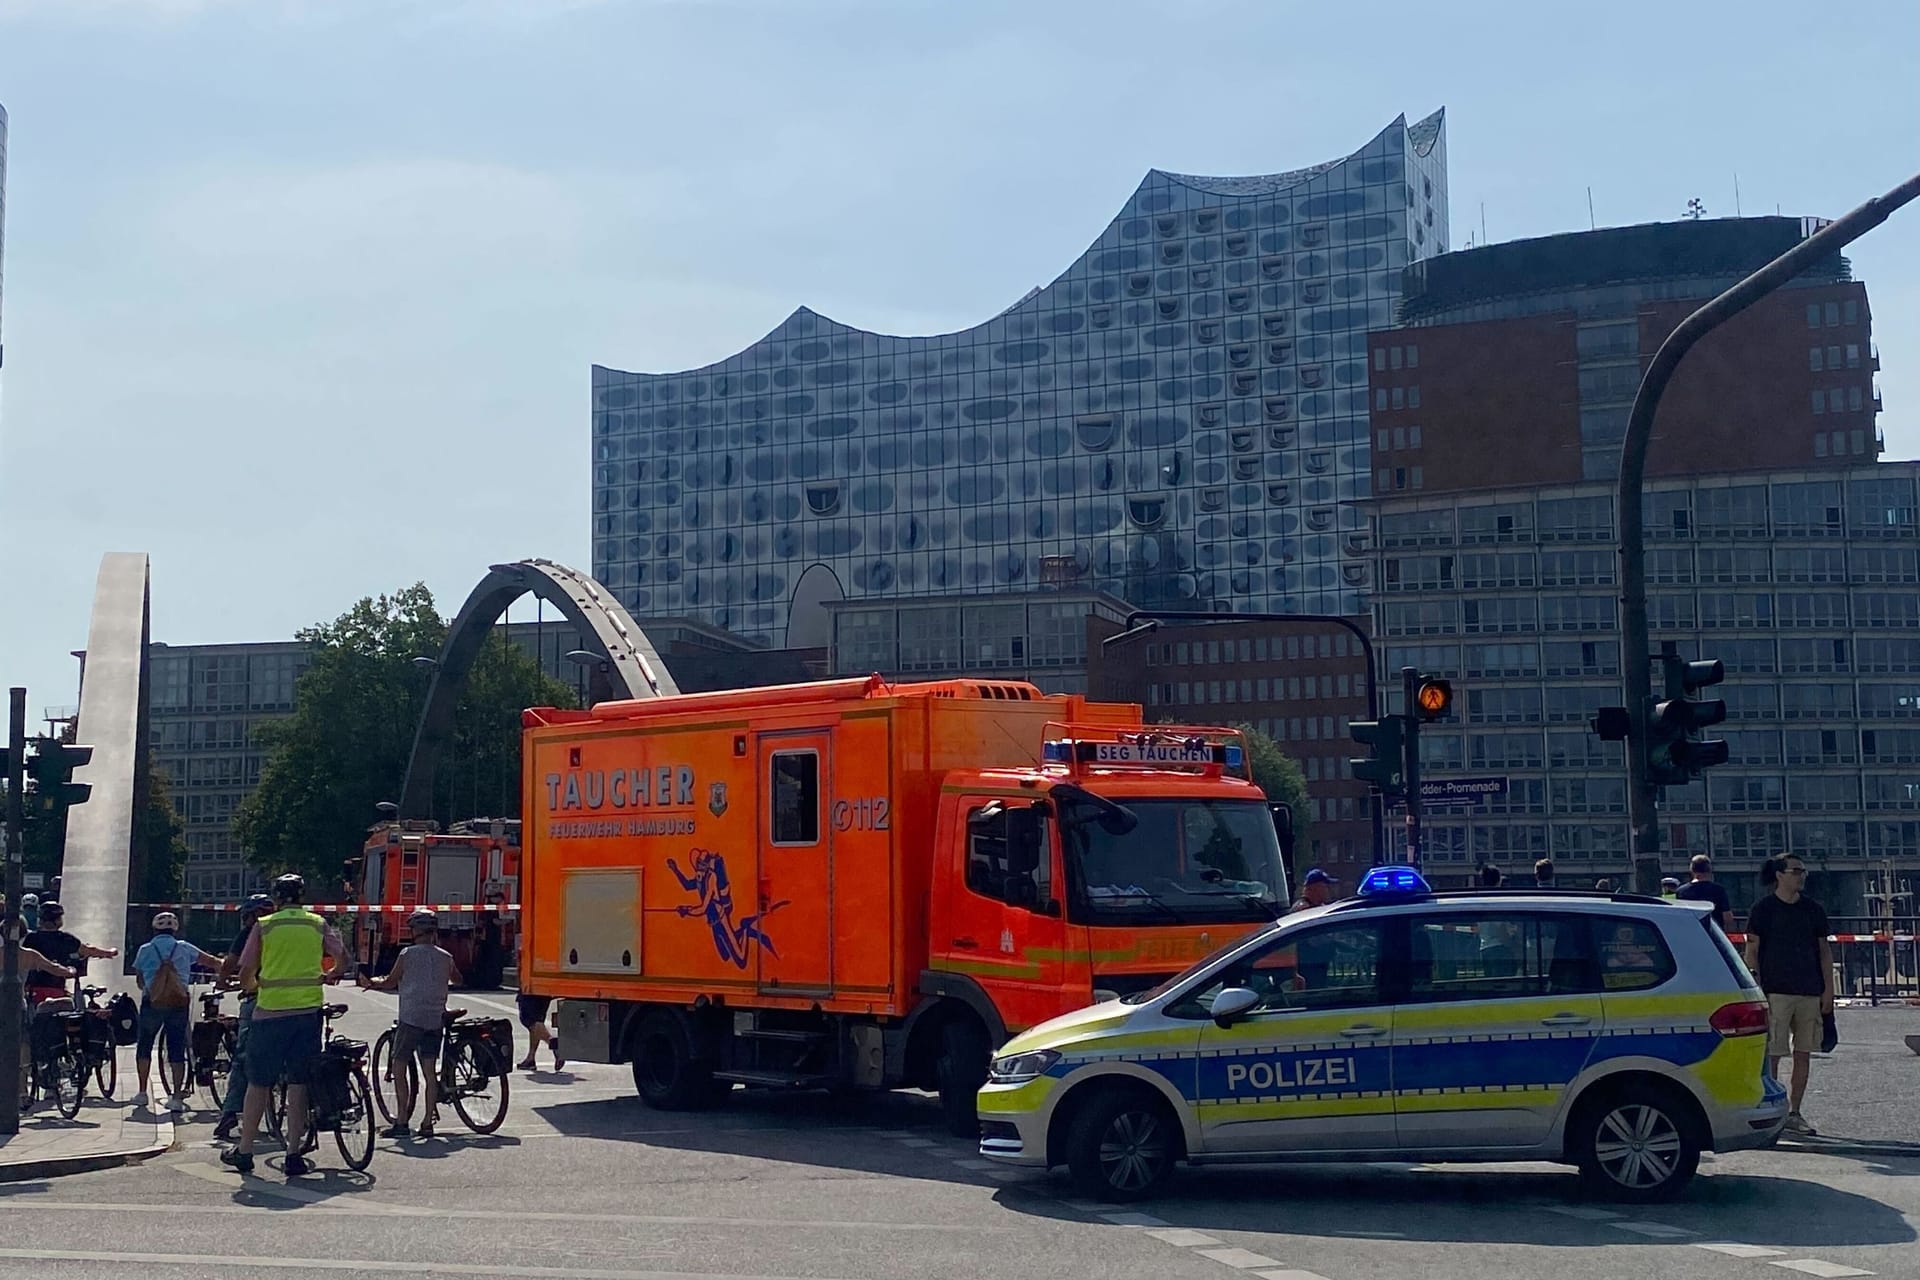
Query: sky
[[0, 0, 1915, 718]]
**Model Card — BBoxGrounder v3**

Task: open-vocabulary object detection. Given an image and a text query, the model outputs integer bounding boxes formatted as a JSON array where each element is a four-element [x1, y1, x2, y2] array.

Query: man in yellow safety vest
[[220, 874, 351, 1177]]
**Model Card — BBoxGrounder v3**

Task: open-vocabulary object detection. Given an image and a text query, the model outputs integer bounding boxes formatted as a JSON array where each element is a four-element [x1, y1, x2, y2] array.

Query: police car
[[977, 866, 1786, 1202]]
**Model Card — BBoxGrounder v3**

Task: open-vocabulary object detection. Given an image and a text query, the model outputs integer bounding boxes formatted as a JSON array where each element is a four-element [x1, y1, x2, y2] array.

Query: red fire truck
[[355, 817, 519, 983]]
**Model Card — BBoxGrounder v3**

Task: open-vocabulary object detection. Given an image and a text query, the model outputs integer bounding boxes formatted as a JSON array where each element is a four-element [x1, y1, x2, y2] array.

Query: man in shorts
[[1744, 854, 1834, 1135], [515, 993, 564, 1071], [359, 910, 460, 1137]]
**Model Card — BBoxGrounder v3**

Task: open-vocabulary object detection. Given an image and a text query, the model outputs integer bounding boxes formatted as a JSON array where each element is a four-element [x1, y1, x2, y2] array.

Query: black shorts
[[516, 994, 552, 1029]]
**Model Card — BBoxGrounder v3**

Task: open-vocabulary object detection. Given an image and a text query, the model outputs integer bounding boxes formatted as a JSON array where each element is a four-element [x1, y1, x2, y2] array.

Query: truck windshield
[[1060, 798, 1285, 924]]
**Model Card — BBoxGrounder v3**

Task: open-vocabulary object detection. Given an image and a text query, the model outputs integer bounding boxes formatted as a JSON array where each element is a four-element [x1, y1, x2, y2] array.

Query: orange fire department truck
[[357, 818, 519, 982], [521, 674, 1293, 1133]]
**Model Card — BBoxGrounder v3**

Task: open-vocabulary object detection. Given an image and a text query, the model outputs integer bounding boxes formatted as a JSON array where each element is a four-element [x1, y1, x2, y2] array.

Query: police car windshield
[[1062, 798, 1284, 924]]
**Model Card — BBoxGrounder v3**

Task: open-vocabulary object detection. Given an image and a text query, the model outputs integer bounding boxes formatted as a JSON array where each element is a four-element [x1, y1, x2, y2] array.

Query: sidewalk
[[0, 1093, 174, 1183]]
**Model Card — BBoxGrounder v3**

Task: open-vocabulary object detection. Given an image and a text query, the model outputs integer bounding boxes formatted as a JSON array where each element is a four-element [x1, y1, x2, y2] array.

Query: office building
[[1370, 463, 1920, 912], [594, 110, 1449, 646], [1371, 217, 1877, 495], [827, 588, 1133, 694]]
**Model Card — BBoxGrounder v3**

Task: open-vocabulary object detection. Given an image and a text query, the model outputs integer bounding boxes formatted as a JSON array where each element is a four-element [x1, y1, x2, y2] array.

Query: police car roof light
[[1357, 865, 1430, 898]]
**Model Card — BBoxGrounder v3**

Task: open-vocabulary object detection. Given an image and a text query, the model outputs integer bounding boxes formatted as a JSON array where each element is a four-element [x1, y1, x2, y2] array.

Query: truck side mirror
[[1005, 808, 1043, 876], [1270, 802, 1297, 886]]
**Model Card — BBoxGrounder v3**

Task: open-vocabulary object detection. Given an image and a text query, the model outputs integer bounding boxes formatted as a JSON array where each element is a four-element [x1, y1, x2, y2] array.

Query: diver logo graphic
[[668, 849, 785, 970]]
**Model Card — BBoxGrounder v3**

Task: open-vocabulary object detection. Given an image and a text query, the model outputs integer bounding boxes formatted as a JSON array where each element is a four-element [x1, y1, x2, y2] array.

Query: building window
[[1825, 302, 1841, 327], [1845, 300, 1859, 324], [1405, 344, 1419, 369], [1813, 391, 1826, 415], [1809, 347, 1825, 372]]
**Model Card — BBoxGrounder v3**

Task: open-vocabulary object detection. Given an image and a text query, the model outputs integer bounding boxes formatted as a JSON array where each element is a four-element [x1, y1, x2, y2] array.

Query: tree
[[233, 584, 576, 887], [1233, 723, 1310, 854]]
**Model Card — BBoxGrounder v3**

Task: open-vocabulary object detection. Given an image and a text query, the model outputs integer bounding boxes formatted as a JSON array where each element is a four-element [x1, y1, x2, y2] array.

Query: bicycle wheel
[[370, 1028, 406, 1125], [334, 1068, 376, 1172], [52, 1048, 85, 1120], [449, 1038, 509, 1135], [93, 1045, 119, 1100]]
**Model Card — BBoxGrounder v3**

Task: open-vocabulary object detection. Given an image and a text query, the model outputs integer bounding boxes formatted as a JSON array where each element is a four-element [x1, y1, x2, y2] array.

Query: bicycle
[[188, 989, 241, 1106], [72, 985, 121, 1101], [23, 1005, 89, 1120], [369, 1007, 512, 1134], [263, 1002, 375, 1171]]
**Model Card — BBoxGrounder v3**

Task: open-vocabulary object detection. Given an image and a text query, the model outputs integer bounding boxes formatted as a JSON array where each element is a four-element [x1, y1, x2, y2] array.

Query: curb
[[0, 1114, 175, 1184], [1778, 1135, 1920, 1160]]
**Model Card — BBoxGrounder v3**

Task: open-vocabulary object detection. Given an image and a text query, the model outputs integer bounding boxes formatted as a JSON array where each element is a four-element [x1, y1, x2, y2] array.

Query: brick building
[[1370, 217, 1877, 496]]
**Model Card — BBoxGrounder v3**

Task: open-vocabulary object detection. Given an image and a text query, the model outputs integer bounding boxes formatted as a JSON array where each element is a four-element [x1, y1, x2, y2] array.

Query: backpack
[[147, 938, 191, 1010]]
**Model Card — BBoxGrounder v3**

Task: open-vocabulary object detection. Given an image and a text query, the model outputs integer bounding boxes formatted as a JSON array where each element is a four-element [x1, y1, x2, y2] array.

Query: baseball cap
[[1303, 868, 1337, 887]]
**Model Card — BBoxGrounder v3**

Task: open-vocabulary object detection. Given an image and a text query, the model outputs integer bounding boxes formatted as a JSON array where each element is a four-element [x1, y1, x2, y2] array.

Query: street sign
[[1420, 776, 1509, 808], [20, 871, 42, 890]]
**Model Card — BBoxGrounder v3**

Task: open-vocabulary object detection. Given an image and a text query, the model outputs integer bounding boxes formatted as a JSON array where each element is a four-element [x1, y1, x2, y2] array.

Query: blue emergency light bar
[[1357, 865, 1431, 898]]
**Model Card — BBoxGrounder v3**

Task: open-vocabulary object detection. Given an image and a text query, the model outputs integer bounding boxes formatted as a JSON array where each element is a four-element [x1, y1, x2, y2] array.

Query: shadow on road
[[536, 1084, 1914, 1251]]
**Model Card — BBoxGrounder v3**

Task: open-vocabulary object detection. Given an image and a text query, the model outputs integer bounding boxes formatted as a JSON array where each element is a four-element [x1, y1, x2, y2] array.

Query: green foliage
[[138, 762, 191, 902], [233, 583, 575, 887], [1233, 722, 1310, 851]]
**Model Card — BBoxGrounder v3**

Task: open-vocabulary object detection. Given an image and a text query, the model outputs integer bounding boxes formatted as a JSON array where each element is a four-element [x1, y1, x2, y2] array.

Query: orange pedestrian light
[[1415, 678, 1453, 721]]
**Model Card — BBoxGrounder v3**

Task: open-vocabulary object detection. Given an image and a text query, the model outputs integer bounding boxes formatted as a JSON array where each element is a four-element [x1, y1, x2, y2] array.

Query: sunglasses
[[1779, 866, 1808, 875]]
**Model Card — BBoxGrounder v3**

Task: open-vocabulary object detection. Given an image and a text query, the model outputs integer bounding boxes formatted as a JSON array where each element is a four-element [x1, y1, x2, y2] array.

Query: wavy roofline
[[600, 109, 1443, 380]]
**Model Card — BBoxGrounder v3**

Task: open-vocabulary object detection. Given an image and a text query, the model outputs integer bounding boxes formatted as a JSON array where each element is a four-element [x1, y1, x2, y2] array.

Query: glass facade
[[1371, 465, 1920, 909], [594, 111, 1448, 644]]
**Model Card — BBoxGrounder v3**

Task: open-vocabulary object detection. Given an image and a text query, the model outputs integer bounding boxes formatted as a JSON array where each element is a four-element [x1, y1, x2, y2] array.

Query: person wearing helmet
[[19, 892, 39, 932], [23, 898, 119, 1009], [132, 911, 221, 1112], [358, 908, 461, 1138], [211, 893, 278, 1141], [223, 872, 352, 1177]]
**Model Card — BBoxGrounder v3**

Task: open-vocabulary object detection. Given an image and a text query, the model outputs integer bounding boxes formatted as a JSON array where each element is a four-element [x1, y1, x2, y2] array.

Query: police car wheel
[[1067, 1087, 1179, 1202], [1574, 1086, 1700, 1202]]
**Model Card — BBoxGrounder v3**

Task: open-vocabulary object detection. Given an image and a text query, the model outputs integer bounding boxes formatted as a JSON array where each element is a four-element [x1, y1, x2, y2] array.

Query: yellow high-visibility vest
[[255, 907, 326, 1012]]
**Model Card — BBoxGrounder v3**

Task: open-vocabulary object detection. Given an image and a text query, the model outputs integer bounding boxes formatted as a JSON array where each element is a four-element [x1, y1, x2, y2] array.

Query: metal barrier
[[1729, 916, 1918, 1006]]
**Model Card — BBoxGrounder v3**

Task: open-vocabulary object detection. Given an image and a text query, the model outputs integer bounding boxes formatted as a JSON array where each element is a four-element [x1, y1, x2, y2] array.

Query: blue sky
[[0, 0, 1915, 714]]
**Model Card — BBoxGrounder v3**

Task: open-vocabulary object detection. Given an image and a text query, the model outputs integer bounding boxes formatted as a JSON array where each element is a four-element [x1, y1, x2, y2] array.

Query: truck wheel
[[1066, 1085, 1180, 1202], [935, 1018, 989, 1139], [630, 1010, 722, 1110], [1572, 1082, 1701, 1202]]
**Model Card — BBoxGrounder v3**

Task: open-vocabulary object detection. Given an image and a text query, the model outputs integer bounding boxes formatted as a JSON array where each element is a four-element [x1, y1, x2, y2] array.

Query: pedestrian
[[132, 912, 217, 1112], [23, 899, 120, 1010], [1594, 878, 1616, 893], [1674, 854, 1735, 931], [1289, 867, 1338, 913], [1660, 876, 1682, 899], [1534, 858, 1555, 888], [1743, 855, 1834, 1136], [20, 893, 39, 931], [357, 909, 462, 1138], [515, 993, 563, 1072], [221, 874, 353, 1178], [1477, 864, 1504, 889], [212, 894, 275, 1141]]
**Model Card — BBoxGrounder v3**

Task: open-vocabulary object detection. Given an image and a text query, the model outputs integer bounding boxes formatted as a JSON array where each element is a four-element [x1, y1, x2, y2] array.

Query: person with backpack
[[132, 911, 220, 1112]]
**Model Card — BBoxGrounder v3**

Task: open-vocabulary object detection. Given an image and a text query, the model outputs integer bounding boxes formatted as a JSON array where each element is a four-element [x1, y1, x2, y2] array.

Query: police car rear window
[[1596, 916, 1677, 991]]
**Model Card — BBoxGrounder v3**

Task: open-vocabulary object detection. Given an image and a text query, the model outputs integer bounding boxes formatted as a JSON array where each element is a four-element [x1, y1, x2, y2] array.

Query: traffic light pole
[[1109, 609, 1384, 862], [2, 687, 26, 1136], [1402, 667, 1422, 866], [1619, 171, 1920, 894]]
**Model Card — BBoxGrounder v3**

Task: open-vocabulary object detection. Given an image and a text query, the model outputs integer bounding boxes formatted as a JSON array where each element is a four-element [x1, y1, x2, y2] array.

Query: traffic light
[[1349, 717, 1407, 803], [25, 738, 93, 820], [1413, 677, 1453, 722], [1647, 655, 1728, 787]]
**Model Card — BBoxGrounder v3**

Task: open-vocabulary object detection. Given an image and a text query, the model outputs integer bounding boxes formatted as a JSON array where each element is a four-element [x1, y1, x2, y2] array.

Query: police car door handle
[[1337, 1023, 1387, 1039], [1540, 1012, 1592, 1027]]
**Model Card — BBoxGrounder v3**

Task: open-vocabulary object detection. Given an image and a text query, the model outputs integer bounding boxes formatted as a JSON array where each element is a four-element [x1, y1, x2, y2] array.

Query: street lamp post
[[1102, 608, 1386, 864], [564, 650, 615, 708], [1617, 171, 1920, 893]]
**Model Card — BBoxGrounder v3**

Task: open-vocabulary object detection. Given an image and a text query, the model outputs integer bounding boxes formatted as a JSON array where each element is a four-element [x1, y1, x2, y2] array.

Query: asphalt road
[[0, 987, 1914, 1280], [1799, 1006, 1920, 1145]]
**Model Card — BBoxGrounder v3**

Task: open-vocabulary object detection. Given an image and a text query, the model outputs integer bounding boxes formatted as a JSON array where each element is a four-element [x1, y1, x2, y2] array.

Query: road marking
[[173, 1161, 409, 1211], [1767, 1263, 1874, 1278], [1098, 1212, 1168, 1227], [1253, 1272, 1332, 1280], [1197, 1247, 1285, 1269], [1542, 1205, 1625, 1221], [1696, 1243, 1788, 1259], [1146, 1229, 1225, 1247], [0, 1248, 846, 1280], [1611, 1221, 1697, 1239], [9, 1185, 1009, 1235], [1332, 1230, 1407, 1239]]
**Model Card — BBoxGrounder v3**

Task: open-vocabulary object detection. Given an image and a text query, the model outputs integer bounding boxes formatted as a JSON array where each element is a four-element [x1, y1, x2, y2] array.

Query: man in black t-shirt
[[1744, 855, 1833, 1135], [23, 900, 120, 1006], [1674, 854, 1734, 931]]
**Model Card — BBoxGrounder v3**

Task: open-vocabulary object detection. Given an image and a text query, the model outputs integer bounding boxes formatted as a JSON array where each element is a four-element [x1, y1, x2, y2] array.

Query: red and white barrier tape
[[131, 903, 521, 914], [1725, 933, 1914, 944]]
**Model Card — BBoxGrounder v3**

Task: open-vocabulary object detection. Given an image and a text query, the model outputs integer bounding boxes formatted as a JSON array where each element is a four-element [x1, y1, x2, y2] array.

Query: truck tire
[[630, 1010, 723, 1110], [935, 1018, 989, 1139]]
